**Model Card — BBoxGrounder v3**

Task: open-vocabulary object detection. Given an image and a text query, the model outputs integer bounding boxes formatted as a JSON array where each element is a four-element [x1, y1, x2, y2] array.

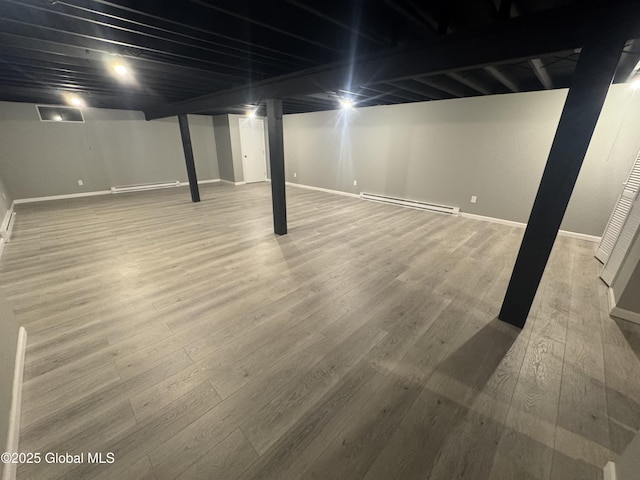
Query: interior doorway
[[239, 117, 267, 183]]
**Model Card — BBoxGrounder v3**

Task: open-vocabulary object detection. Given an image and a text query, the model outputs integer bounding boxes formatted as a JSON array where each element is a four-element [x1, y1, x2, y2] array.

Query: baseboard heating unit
[[111, 181, 180, 194], [360, 192, 459, 215], [0, 210, 16, 243]]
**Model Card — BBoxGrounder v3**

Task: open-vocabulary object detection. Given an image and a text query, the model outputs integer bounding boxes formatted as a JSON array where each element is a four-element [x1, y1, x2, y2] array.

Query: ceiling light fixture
[[113, 63, 128, 76], [339, 97, 354, 109], [69, 95, 84, 107], [632, 79, 640, 90]]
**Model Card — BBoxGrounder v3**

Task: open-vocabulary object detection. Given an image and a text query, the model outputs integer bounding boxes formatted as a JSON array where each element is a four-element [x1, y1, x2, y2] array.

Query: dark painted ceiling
[[1, 0, 639, 116]]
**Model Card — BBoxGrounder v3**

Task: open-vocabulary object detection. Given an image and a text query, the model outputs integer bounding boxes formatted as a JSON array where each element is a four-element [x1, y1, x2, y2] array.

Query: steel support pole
[[266, 99, 287, 235], [177, 114, 200, 203], [499, 33, 626, 328]]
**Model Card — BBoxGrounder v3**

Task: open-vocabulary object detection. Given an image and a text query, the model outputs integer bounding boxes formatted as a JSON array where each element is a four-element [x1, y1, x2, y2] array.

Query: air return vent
[[111, 181, 180, 194], [360, 192, 459, 215], [37, 105, 84, 123]]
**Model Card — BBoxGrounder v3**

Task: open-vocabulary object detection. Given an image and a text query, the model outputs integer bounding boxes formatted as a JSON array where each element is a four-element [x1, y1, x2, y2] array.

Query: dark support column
[[266, 99, 287, 235], [499, 33, 626, 328], [177, 114, 200, 203]]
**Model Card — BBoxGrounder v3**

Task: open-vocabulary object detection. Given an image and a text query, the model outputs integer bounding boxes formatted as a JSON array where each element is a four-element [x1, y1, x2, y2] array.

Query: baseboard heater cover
[[0, 211, 16, 243], [360, 192, 459, 215], [111, 181, 180, 194]]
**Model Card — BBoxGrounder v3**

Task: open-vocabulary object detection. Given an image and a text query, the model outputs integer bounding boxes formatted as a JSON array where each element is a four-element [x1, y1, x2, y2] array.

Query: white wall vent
[[36, 105, 84, 123], [360, 192, 459, 215], [111, 181, 180, 194]]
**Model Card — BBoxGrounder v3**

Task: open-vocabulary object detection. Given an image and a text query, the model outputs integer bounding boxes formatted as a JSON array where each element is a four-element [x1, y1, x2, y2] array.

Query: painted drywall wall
[[283, 84, 640, 236], [609, 427, 640, 480], [213, 114, 246, 183], [188, 114, 219, 181], [618, 261, 640, 314], [0, 102, 219, 199], [0, 290, 20, 459], [212, 115, 235, 182], [612, 224, 640, 315]]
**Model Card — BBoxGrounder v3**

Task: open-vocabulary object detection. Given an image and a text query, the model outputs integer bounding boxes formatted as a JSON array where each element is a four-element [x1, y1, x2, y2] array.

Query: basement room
[[1, 1, 640, 479]]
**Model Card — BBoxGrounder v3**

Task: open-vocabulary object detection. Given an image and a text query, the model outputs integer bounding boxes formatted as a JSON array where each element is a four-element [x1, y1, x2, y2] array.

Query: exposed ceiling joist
[[0, 32, 246, 83], [529, 57, 554, 89], [386, 80, 446, 100], [145, 2, 640, 120], [382, 0, 436, 33], [284, 0, 390, 47], [483, 65, 521, 92], [614, 39, 640, 83], [414, 77, 465, 98], [447, 72, 492, 95]]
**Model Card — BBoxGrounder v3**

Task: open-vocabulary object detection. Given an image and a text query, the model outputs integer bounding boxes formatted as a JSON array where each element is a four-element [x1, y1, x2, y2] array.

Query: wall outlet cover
[[293, 172, 297, 177], [470, 195, 477, 203], [353, 180, 358, 186], [77, 180, 84, 186]]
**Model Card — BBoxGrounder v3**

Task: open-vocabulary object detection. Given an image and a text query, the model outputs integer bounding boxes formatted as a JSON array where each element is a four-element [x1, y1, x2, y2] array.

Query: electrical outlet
[[77, 179, 83, 186], [293, 172, 297, 178], [353, 180, 357, 186], [470, 195, 477, 204], [1, 193, 5, 200]]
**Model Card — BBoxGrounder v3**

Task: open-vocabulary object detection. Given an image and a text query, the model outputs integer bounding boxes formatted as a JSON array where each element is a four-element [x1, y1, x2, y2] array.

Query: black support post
[[499, 33, 626, 328], [177, 114, 200, 203], [266, 99, 287, 235]]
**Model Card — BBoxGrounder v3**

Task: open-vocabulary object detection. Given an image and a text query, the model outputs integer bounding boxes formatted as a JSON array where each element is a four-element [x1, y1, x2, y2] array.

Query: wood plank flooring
[[1, 182, 639, 480]]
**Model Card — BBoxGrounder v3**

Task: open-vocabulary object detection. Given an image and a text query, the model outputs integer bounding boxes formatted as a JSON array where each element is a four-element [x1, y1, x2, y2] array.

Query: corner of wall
[[2, 327, 26, 480]]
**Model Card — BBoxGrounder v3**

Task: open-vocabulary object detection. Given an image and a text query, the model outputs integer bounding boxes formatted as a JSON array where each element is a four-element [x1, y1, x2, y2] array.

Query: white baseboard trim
[[603, 461, 617, 480], [608, 287, 617, 310], [179, 179, 221, 186], [459, 212, 601, 243], [557, 230, 602, 243], [13, 180, 223, 204], [2, 327, 27, 480], [610, 306, 640, 325], [219, 179, 246, 186], [607, 287, 640, 325], [13, 190, 111, 204], [285, 182, 360, 199]]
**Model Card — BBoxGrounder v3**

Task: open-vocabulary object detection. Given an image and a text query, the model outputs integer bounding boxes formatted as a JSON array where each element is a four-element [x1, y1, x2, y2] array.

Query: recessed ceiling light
[[113, 63, 128, 76], [69, 96, 84, 107], [339, 98, 354, 109], [53, 114, 63, 121]]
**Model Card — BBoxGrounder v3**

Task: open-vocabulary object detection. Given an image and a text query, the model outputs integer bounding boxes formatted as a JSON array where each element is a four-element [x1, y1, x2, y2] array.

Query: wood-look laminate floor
[[2, 182, 640, 480]]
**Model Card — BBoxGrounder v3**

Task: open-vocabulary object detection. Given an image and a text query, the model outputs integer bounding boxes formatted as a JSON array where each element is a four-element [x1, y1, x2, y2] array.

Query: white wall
[[283, 84, 640, 236], [0, 102, 219, 199], [607, 428, 640, 479], [611, 224, 640, 316]]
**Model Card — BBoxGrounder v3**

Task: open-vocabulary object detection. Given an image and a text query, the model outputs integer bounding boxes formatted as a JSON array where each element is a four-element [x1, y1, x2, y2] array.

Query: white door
[[601, 195, 640, 286], [596, 150, 640, 263], [239, 117, 267, 184]]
